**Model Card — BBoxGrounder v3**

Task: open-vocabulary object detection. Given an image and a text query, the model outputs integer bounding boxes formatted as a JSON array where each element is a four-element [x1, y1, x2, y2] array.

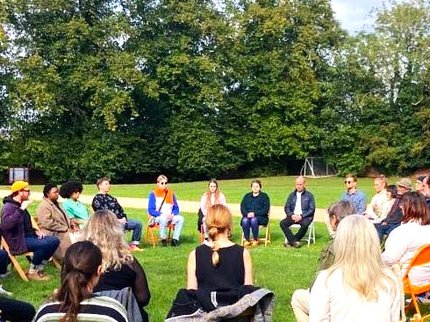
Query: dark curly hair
[[59, 180, 83, 199]]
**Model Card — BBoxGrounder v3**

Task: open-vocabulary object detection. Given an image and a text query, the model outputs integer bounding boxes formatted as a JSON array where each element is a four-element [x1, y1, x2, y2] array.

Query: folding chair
[[145, 215, 174, 248], [199, 224, 205, 244], [403, 244, 430, 321], [1, 237, 35, 282], [240, 221, 271, 247], [290, 221, 316, 247]]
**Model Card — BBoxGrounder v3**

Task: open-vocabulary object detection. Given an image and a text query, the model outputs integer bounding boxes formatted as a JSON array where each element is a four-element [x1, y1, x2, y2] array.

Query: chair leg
[[52, 257, 61, 270], [265, 225, 271, 246], [10, 255, 29, 282], [146, 227, 156, 248]]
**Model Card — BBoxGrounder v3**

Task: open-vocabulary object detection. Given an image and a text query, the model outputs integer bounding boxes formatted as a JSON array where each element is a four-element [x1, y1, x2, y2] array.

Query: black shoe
[[171, 239, 179, 247], [161, 239, 167, 247], [293, 241, 302, 248]]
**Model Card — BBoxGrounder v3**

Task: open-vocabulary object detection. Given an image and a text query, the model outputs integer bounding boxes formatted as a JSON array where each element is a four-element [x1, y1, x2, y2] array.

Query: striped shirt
[[34, 296, 128, 322]]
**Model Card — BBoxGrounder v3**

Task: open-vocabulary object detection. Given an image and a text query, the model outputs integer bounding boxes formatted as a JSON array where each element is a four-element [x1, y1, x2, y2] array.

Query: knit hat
[[396, 178, 412, 190], [10, 181, 29, 193]]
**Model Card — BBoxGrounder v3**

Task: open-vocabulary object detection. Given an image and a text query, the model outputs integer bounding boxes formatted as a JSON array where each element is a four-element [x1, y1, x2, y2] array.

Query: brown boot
[[26, 270, 50, 281]]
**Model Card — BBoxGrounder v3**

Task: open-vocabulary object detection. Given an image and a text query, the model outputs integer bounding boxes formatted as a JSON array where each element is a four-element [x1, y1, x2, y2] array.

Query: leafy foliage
[[1, 0, 429, 182]]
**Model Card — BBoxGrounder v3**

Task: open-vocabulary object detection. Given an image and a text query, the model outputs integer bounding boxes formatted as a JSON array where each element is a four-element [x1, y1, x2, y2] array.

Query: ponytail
[[58, 270, 93, 322], [208, 227, 220, 267]]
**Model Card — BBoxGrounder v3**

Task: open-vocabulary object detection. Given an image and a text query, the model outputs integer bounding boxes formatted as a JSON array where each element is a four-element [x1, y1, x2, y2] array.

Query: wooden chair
[[145, 215, 175, 248], [1, 237, 35, 282], [240, 220, 271, 247], [403, 244, 430, 321], [1, 217, 61, 281], [199, 224, 205, 244], [290, 221, 316, 247]]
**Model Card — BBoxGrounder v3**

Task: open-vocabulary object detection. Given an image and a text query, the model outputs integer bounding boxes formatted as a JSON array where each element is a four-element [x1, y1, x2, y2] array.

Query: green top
[[63, 199, 89, 221], [318, 239, 335, 271]]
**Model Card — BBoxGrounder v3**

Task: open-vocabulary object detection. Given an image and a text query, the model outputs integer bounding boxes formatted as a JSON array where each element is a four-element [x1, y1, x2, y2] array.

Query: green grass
[[1, 175, 407, 321], [1, 175, 402, 208], [4, 205, 325, 322]]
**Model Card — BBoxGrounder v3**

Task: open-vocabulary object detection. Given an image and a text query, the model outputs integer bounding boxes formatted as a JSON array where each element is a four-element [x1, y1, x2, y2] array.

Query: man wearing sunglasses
[[341, 174, 366, 215], [148, 175, 184, 246], [0, 181, 60, 281]]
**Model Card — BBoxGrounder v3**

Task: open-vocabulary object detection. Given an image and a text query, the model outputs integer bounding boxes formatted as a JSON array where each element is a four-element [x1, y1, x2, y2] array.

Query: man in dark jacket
[[280, 176, 316, 248], [0, 181, 59, 281]]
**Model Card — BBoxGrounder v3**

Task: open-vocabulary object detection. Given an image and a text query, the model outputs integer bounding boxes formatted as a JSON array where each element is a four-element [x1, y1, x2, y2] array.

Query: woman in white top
[[309, 215, 400, 322], [199, 179, 227, 239], [382, 191, 430, 285], [366, 174, 388, 222]]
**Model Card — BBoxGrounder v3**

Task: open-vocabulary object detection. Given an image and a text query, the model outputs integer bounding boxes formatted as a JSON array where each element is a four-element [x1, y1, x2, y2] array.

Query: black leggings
[[0, 297, 35, 322]]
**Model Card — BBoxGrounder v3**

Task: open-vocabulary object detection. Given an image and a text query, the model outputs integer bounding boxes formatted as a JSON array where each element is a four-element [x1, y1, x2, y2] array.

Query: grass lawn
[[3, 206, 325, 322], [0, 175, 402, 208]]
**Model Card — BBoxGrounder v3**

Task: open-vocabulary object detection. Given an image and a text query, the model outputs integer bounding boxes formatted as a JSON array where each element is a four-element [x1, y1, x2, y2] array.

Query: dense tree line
[[0, 0, 429, 183]]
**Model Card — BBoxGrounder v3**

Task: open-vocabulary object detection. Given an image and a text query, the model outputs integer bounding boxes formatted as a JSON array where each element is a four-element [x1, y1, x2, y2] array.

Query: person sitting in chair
[[166, 205, 273, 321], [37, 183, 80, 262], [33, 241, 128, 321], [148, 175, 184, 247], [0, 181, 60, 281], [240, 179, 270, 247], [198, 179, 227, 241], [280, 176, 315, 248], [92, 177, 143, 252]]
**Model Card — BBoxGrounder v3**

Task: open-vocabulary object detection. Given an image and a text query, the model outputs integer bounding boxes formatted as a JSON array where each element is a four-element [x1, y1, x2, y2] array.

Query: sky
[[331, 0, 398, 34]]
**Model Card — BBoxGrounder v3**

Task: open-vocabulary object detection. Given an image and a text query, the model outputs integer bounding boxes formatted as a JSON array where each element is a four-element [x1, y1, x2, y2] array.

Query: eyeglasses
[[159, 182, 168, 185], [344, 180, 353, 184]]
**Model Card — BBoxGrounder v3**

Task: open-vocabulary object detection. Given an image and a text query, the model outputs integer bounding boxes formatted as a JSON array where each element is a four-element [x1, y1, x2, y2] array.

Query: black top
[[92, 193, 127, 219], [384, 196, 403, 224], [195, 244, 245, 291], [93, 259, 151, 308], [240, 192, 270, 225]]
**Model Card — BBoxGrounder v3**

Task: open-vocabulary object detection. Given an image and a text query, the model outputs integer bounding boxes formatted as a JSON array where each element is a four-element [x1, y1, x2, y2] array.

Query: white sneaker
[[0, 284, 13, 296]]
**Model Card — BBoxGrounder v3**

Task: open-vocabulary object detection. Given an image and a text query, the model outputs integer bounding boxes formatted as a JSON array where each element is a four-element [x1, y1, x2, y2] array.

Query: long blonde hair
[[85, 210, 133, 270], [328, 215, 397, 300], [206, 204, 232, 267]]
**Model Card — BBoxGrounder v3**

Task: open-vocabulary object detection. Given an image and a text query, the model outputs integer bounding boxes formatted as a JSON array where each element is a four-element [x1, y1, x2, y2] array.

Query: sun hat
[[10, 181, 29, 193], [396, 178, 412, 190]]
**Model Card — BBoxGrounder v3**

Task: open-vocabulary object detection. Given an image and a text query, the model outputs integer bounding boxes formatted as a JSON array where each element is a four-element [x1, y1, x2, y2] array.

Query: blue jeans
[[155, 215, 185, 241], [25, 235, 60, 266], [241, 217, 259, 241], [125, 219, 143, 244], [0, 250, 9, 274]]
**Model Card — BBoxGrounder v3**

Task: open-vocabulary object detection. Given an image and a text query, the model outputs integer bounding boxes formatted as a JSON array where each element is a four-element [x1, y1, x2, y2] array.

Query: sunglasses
[[344, 180, 353, 184], [22, 189, 31, 192], [159, 182, 168, 185]]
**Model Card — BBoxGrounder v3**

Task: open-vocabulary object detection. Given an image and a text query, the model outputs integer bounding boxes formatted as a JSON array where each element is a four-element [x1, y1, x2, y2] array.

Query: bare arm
[[186, 250, 198, 290], [243, 248, 253, 285]]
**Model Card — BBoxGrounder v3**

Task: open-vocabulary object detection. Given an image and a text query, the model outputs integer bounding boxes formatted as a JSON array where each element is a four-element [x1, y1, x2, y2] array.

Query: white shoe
[[0, 284, 13, 296]]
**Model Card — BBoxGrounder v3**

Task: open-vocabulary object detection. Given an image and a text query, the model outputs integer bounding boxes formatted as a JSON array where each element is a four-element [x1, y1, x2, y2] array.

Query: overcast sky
[[331, 0, 399, 34]]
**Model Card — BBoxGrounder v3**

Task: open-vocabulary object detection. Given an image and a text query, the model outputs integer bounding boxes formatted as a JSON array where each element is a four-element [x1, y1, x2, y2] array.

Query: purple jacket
[[0, 196, 31, 254]]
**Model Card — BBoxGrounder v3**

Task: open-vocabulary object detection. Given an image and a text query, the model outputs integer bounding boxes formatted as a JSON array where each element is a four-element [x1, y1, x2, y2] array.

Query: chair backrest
[[403, 244, 430, 280]]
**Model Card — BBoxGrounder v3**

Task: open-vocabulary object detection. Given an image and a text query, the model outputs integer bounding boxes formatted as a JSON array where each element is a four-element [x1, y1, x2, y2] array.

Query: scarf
[[153, 187, 174, 205]]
